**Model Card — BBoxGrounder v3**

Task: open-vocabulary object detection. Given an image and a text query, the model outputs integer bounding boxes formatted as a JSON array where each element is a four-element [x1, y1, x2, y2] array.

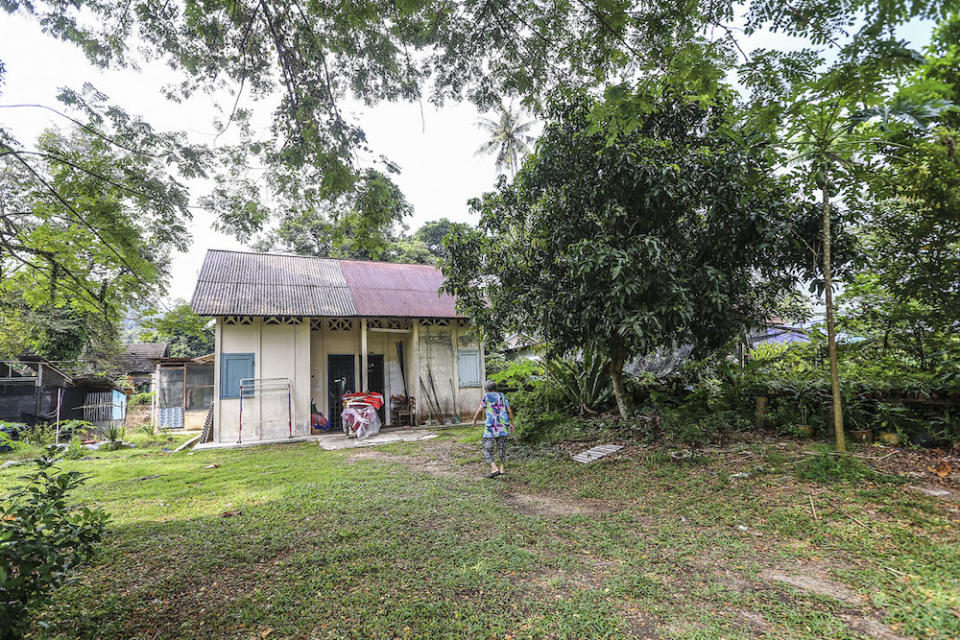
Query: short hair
[[483, 380, 497, 392]]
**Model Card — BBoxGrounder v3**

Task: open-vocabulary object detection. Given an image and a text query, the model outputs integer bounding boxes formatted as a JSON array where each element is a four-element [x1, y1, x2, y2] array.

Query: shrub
[[795, 448, 902, 484], [129, 391, 155, 406], [137, 422, 158, 439], [18, 424, 57, 448], [660, 408, 749, 447], [98, 423, 125, 443], [514, 411, 588, 444], [0, 447, 109, 639], [62, 436, 87, 460], [544, 351, 613, 415]]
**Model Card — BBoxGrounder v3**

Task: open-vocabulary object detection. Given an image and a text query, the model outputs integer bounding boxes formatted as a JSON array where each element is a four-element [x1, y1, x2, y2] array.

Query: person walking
[[472, 380, 513, 478]]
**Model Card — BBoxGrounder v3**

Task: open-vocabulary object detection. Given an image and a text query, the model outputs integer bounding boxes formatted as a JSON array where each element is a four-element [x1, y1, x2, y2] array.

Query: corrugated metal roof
[[190, 250, 461, 318], [339, 260, 460, 318]]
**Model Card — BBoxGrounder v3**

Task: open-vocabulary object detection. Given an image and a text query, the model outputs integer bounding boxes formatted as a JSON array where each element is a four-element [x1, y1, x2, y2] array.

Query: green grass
[[1, 429, 957, 639]]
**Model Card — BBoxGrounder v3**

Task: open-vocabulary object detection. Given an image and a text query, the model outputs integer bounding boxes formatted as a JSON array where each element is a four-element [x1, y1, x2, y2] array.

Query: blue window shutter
[[457, 350, 481, 388], [221, 353, 255, 399]]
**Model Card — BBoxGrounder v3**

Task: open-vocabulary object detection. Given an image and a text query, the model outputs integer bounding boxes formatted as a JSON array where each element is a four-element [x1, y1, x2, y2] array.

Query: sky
[[0, 9, 935, 305]]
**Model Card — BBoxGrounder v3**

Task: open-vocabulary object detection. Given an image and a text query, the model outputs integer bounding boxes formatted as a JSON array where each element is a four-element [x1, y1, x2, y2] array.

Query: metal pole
[[288, 380, 292, 439], [238, 381, 243, 444], [55, 387, 62, 445]]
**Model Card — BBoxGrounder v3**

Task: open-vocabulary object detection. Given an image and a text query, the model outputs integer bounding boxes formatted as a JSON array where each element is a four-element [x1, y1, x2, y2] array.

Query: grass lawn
[[2, 428, 958, 639]]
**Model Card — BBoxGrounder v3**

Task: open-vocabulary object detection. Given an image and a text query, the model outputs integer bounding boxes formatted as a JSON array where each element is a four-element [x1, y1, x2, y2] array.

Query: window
[[457, 350, 482, 388], [221, 353, 255, 399]]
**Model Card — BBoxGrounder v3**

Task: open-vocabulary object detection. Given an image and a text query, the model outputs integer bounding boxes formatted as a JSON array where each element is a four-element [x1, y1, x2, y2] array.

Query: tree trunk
[[822, 171, 846, 453], [609, 355, 629, 420]]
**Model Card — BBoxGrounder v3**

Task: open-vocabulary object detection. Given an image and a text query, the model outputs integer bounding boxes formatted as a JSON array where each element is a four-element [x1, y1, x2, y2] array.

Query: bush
[[795, 448, 903, 484], [544, 351, 613, 415], [661, 408, 750, 447], [514, 411, 589, 444], [18, 424, 56, 448], [137, 422, 158, 439], [0, 447, 109, 639], [99, 423, 125, 443], [129, 391, 155, 406]]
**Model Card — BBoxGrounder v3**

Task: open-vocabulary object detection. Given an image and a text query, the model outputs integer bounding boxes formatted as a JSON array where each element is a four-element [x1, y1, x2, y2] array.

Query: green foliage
[[19, 424, 56, 448], [544, 352, 613, 415], [0, 447, 109, 639], [487, 358, 544, 391], [658, 407, 750, 447], [0, 122, 189, 360], [128, 391, 155, 406], [98, 423, 125, 443], [445, 85, 804, 419], [513, 411, 588, 444], [138, 301, 212, 359], [136, 422, 157, 439], [795, 448, 901, 485]]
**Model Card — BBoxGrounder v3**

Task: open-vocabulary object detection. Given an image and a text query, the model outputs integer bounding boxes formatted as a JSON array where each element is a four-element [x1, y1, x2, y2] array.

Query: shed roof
[[121, 343, 169, 374], [191, 250, 462, 318]]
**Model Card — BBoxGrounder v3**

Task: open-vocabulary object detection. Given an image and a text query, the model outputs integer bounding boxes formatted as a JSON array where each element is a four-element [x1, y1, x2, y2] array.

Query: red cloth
[[341, 392, 385, 409]]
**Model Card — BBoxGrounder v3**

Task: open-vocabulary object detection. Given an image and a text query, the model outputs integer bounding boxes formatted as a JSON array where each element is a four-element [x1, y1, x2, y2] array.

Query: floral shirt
[[482, 391, 511, 438]]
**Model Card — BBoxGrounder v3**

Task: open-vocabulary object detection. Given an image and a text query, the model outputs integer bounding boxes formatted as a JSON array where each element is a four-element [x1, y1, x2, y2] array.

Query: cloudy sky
[[0, 10, 933, 304]]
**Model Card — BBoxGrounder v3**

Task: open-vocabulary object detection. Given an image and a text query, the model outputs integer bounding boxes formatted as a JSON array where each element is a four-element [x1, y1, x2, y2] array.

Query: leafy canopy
[[444, 85, 804, 372]]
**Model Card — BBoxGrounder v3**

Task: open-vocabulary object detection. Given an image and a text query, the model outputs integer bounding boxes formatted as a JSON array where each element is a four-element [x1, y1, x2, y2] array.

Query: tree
[[444, 87, 803, 418], [475, 103, 536, 176], [138, 301, 214, 358], [0, 121, 194, 362], [253, 169, 412, 260]]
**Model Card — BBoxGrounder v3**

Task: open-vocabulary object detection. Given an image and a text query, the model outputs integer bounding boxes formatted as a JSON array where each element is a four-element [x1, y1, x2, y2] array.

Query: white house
[[190, 249, 484, 445]]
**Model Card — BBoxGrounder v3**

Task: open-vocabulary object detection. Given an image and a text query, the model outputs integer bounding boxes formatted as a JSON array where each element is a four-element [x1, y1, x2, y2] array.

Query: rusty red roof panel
[[339, 259, 461, 318]]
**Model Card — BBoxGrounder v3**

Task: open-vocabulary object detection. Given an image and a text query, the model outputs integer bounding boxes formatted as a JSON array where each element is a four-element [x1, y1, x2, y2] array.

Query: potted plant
[[875, 403, 906, 445], [846, 395, 874, 444], [787, 377, 819, 438]]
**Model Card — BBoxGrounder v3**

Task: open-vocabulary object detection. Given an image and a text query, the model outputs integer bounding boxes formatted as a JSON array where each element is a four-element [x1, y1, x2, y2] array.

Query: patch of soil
[[620, 610, 661, 639], [760, 568, 865, 606], [502, 491, 607, 518], [839, 614, 912, 640], [345, 438, 472, 479], [869, 444, 960, 490], [730, 609, 775, 636]]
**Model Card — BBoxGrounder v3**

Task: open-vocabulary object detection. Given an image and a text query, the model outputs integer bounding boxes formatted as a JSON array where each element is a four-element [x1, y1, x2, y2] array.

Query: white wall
[[215, 319, 310, 443], [418, 322, 484, 423], [214, 317, 483, 441]]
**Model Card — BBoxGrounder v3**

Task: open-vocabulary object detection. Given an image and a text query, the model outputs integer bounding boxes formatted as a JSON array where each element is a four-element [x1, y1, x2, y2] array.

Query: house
[[190, 249, 484, 446], [120, 342, 169, 392], [0, 356, 126, 428]]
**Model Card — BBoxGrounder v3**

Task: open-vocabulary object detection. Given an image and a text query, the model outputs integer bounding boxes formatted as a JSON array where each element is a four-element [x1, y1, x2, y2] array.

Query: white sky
[[0, 10, 934, 304]]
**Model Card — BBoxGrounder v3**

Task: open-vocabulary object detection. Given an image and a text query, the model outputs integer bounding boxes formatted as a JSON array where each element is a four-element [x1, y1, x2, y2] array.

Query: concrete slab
[[572, 444, 623, 464], [193, 435, 323, 451], [192, 429, 439, 451], [318, 430, 438, 450]]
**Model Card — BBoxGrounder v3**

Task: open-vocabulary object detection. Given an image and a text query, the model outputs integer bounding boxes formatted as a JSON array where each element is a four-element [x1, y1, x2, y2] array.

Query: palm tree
[[475, 102, 535, 176]]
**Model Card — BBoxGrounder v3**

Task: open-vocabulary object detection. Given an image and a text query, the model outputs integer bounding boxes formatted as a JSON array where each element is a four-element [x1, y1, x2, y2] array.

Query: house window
[[221, 353, 255, 399], [457, 349, 482, 388]]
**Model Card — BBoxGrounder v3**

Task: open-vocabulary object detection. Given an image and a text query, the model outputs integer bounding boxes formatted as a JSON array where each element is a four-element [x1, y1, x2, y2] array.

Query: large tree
[[443, 86, 805, 417], [138, 301, 214, 359], [0, 120, 195, 362]]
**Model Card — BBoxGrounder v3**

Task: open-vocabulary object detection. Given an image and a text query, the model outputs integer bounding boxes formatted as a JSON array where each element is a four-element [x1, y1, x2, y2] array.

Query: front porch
[[213, 314, 484, 445]]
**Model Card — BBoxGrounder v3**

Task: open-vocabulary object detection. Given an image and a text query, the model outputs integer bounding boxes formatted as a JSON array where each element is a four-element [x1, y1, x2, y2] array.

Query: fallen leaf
[[927, 461, 952, 478], [260, 628, 273, 639], [221, 510, 242, 518]]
